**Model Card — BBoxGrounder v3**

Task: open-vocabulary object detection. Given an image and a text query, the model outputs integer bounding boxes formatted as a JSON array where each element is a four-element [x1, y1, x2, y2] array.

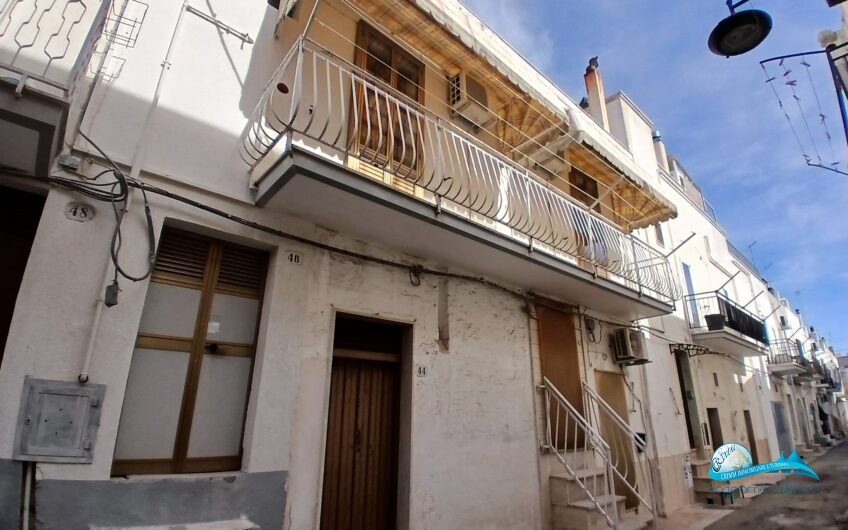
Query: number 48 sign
[[65, 202, 94, 222]]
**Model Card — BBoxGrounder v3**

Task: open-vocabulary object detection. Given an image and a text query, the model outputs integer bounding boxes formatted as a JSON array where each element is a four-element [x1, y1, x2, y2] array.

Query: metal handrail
[[541, 377, 617, 529], [682, 291, 768, 345], [583, 383, 658, 527], [769, 340, 807, 365], [241, 38, 681, 304]]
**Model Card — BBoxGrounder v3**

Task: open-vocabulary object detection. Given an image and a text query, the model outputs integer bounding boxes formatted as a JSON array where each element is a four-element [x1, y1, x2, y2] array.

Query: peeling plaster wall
[[0, 171, 541, 529]]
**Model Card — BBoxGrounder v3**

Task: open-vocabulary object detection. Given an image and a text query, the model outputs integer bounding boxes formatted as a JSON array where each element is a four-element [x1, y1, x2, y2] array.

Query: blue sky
[[460, 0, 848, 353]]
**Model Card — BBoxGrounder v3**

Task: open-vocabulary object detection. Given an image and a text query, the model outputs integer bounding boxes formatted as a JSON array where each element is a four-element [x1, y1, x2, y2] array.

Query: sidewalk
[[659, 443, 848, 530]]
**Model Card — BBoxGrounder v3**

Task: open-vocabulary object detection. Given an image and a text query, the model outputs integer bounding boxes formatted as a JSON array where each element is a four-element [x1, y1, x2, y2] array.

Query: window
[[654, 224, 665, 247], [713, 372, 719, 387], [568, 168, 600, 212], [112, 228, 268, 475], [354, 22, 425, 181]]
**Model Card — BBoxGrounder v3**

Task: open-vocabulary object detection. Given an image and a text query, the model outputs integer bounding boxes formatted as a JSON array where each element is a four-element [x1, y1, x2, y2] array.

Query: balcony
[[0, 0, 112, 176], [767, 340, 809, 376], [242, 39, 680, 318], [683, 291, 768, 357]]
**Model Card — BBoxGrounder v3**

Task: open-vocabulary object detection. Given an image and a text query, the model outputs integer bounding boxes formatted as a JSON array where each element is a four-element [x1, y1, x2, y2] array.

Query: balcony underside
[[0, 81, 67, 177], [690, 330, 767, 358], [768, 363, 806, 376], [254, 146, 672, 320]]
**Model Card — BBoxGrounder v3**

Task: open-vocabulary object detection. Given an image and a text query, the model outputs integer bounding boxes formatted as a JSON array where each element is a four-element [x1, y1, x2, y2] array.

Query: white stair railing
[[541, 377, 618, 529], [582, 383, 658, 528]]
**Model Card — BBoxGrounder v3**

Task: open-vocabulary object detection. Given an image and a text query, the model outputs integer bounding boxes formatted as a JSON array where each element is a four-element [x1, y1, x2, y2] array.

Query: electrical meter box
[[13, 377, 106, 463]]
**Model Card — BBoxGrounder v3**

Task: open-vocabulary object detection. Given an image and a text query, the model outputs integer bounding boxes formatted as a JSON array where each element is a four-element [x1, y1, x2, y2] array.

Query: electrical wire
[[3, 163, 528, 302], [780, 59, 823, 165]]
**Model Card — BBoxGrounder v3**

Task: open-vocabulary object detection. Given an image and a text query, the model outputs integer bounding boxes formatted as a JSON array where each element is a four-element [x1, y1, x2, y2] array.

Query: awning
[[411, 0, 677, 227]]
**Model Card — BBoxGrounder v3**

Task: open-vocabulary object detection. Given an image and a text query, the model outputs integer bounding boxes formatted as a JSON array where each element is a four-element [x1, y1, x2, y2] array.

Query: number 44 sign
[[65, 202, 95, 222]]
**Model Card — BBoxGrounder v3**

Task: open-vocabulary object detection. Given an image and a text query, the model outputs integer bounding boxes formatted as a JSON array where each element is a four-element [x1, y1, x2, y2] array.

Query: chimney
[[652, 130, 670, 172], [584, 57, 609, 131]]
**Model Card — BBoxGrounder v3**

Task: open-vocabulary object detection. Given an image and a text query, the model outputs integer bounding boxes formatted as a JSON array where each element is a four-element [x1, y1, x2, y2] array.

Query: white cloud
[[458, 0, 555, 71]]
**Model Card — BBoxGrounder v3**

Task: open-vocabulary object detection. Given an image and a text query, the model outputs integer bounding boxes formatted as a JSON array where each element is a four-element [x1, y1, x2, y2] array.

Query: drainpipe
[[787, 375, 803, 447], [78, 2, 188, 383], [639, 363, 666, 517]]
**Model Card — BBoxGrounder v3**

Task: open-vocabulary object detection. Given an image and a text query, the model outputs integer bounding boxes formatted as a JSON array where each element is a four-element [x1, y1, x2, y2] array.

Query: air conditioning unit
[[448, 72, 496, 131], [611, 328, 651, 366]]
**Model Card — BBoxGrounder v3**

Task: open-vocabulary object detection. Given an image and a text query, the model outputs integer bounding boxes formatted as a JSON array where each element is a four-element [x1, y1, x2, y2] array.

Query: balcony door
[[353, 22, 424, 185]]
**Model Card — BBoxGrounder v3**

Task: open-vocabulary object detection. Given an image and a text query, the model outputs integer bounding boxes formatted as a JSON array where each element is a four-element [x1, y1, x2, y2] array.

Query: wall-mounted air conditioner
[[448, 72, 496, 131], [612, 328, 651, 366]]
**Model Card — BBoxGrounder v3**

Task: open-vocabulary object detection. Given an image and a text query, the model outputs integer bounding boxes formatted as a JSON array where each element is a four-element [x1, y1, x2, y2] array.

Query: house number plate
[[65, 202, 95, 222]]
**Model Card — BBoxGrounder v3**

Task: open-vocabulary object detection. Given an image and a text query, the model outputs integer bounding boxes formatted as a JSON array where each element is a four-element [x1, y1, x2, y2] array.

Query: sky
[[459, 0, 848, 353]]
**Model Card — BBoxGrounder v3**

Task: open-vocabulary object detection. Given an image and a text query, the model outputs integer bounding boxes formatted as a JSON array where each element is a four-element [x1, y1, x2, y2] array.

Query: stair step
[[551, 468, 610, 505], [552, 467, 607, 481], [617, 515, 649, 530], [569, 494, 626, 511]]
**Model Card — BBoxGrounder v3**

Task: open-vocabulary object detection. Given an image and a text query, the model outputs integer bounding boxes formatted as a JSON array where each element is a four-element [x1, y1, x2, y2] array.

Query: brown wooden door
[[743, 410, 760, 464], [595, 370, 638, 510], [0, 187, 44, 367], [537, 305, 583, 448], [321, 350, 400, 530], [707, 408, 723, 449]]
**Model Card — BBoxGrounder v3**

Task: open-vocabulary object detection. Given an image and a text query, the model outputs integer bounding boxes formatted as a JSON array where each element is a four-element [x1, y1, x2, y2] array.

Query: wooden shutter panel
[[151, 228, 210, 288], [216, 244, 268, 297]]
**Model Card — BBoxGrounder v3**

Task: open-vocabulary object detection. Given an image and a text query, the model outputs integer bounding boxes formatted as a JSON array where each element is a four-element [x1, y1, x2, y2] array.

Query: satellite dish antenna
[[709, 1, 773, 57]]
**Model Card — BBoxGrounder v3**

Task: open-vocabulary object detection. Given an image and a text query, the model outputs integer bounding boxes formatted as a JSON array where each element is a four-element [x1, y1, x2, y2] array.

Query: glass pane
[[137, 283, 202, 338], [207, 293, 260, 344], [365, 37, 392, 82], [186, 354, 252, 458], [396, 56, 420, 100], [113, 349, 189, 460]]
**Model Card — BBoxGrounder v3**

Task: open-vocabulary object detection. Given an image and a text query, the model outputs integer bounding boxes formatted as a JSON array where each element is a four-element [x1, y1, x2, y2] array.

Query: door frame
[[316, 309, 413, 530]]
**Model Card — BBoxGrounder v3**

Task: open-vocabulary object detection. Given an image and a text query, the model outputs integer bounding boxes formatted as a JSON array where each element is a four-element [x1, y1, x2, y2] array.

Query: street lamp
[[709, 0, 773, 57]]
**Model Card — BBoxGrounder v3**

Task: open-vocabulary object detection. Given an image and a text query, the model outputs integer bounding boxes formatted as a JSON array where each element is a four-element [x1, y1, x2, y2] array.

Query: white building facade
[[0, 1, 842, 529]]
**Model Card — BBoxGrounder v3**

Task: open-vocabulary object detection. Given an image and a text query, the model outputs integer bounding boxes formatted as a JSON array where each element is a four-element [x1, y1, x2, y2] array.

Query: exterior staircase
[[541, 378, 655, 530]]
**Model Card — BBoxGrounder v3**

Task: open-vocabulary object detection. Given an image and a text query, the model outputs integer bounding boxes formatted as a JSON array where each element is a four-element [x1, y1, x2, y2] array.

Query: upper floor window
[[654, 224, 665, 248], [568, 168, 600, 212], [354, 22, 425, 177], [112, 228, 268, 475]]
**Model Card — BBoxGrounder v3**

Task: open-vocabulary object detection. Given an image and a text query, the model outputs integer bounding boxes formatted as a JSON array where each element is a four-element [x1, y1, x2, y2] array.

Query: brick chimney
[[584, 57, 609, 131]]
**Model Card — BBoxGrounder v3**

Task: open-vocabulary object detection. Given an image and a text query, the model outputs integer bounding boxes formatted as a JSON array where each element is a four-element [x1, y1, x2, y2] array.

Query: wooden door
[[707, 408, 723, 449], [0, 187, 44, 367], [595, 370, 638, 510], [743, 410, 759, 464], [771, 402, 792, 457], [537, 305, 583, 448], [321, 350, 400, 530]]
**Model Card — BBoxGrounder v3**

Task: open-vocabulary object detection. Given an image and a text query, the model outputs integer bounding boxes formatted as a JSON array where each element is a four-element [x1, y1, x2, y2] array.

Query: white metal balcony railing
[[0, 0, 114, 96], [242, 38, 681, 304]]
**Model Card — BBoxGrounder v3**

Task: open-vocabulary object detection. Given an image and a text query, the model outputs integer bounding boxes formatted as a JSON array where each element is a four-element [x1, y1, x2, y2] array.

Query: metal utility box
[[13, 377, 106, 463]]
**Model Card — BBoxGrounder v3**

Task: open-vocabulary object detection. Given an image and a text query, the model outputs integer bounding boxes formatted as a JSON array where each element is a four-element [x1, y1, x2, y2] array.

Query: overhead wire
[[800, 58, 839, 169], [779, 58, 823, 165], [762, 63, 811, 165]]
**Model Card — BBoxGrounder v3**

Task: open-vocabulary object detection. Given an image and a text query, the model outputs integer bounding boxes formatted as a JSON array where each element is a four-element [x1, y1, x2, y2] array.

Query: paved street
[[707, 442, 848, 529]]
